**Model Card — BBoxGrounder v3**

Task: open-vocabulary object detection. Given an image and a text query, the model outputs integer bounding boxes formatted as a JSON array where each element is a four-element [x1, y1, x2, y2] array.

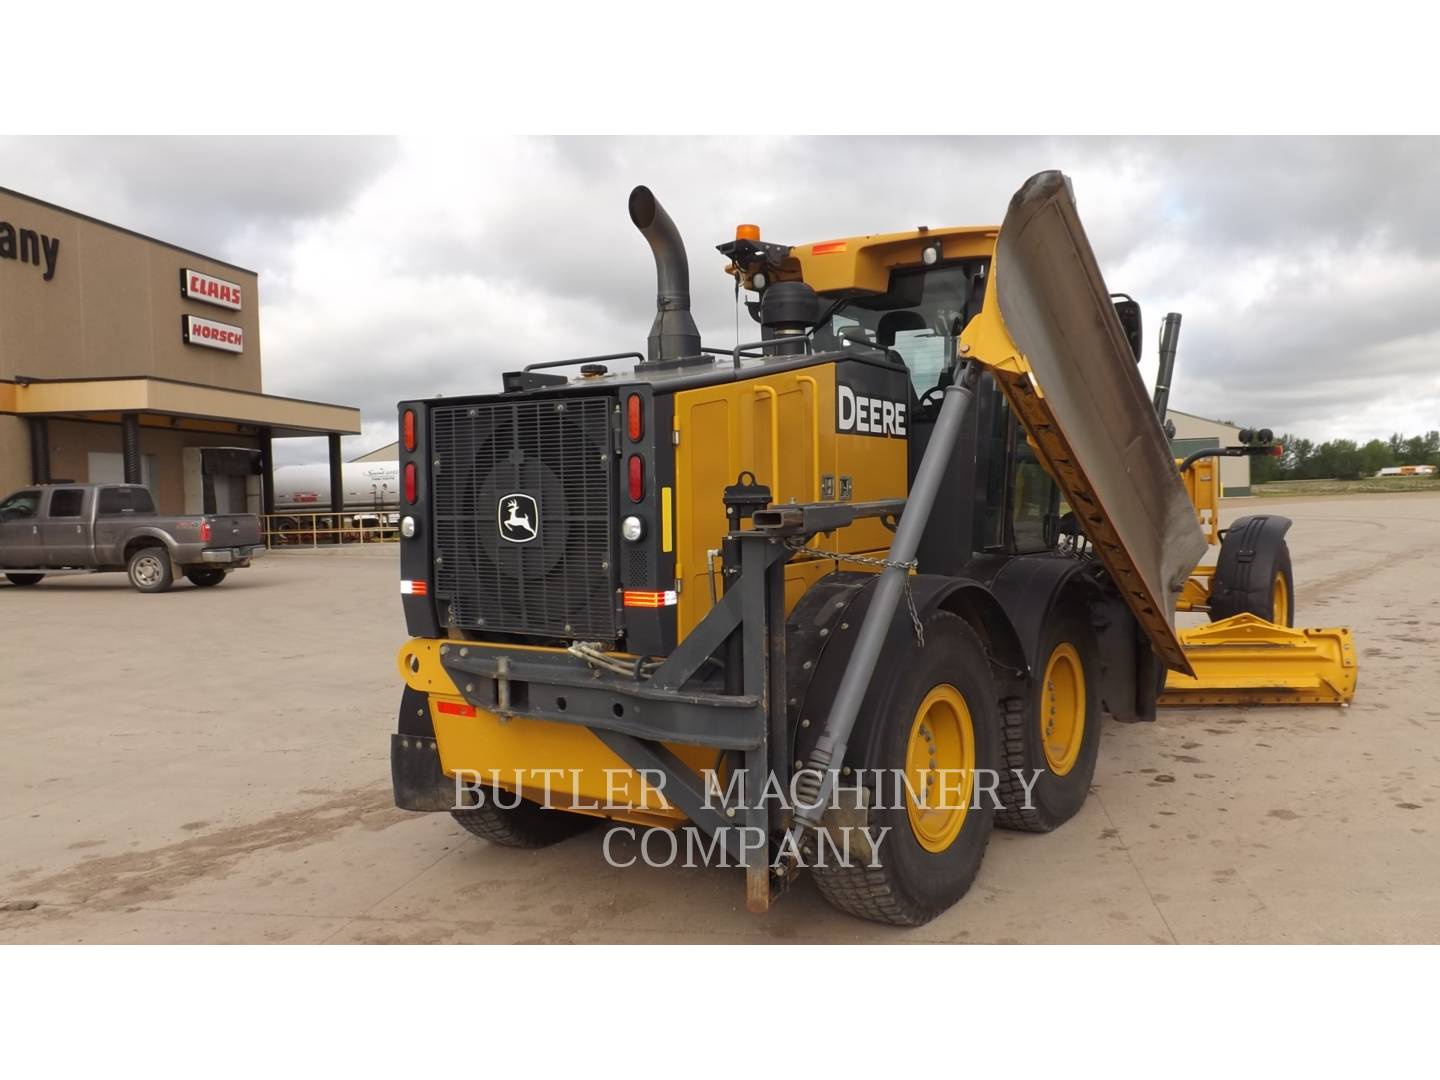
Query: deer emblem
[[498, 493, 539, 543]]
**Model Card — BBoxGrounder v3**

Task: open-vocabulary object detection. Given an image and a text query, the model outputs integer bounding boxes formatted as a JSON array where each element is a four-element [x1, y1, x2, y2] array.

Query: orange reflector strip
[[623, 588, 678, 609], [436, 700, 476, 717], [400, 579, 428, 595], [811, 240, 847, 255]]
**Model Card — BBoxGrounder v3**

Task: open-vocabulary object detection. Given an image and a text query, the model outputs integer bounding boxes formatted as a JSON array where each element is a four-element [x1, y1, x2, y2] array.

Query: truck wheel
[[5, 573, 43, 586], [127, 547, 174, 593], [451, 798, 595, 848], [1210, 517, 1295, 627], [811, 613, 998, 927], [185, 568, 227, 588], [995, 605, 1101, 832]]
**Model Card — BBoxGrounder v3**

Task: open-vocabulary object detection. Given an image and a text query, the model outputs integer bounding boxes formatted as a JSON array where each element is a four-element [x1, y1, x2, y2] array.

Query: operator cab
[[796, 258, 1071, 575]]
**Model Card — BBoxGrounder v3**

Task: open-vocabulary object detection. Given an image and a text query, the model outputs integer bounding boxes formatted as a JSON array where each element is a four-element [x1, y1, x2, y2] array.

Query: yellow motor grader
[[389, 171, 1356, 926]]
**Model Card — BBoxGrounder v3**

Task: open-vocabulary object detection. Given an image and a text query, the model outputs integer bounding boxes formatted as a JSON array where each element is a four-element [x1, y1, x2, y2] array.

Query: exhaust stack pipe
[[629, 186, 701, 363], [1152, 311, 1182, 426]]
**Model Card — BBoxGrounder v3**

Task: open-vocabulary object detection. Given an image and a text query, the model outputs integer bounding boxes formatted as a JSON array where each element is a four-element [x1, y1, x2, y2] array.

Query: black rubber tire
[[185, 568, 227, 588], [5, 573, 43, 586], [1211, 530, 1294, 627], [126, 547, 174, 593], [995, 604, 1101, 833], [811, 612, 999, 927], [450, 798, 595, 849]]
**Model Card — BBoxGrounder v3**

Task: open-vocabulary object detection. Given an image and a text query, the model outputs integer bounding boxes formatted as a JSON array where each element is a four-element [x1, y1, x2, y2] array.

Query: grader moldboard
[[390, 171, 1357, 927]]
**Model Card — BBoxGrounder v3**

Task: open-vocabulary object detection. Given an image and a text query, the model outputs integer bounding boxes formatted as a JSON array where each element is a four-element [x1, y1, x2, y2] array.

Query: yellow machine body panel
[[1164, 615, 1358, 705], [1181, 455, 1222, 546], [773, 227, 1000, 295], [671, 361, 905, 639], [398, 638, 714, 826]]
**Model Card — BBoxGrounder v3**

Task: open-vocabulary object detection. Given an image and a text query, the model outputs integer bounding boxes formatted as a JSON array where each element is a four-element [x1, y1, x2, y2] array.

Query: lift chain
[[783, 540, 925, 647]]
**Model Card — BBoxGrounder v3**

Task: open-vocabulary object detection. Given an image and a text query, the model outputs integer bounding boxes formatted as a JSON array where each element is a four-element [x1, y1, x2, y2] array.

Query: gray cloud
[[0, 135, 399, 267], [5, 135, 1437, 462]]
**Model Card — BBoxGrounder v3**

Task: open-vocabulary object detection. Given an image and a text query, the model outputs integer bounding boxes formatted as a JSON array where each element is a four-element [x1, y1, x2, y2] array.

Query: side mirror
[[1112, 295, 1143, 362]]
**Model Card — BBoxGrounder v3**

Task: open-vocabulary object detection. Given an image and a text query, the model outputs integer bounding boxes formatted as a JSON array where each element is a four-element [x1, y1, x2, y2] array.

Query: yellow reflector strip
[[661, 485, 673, 553]]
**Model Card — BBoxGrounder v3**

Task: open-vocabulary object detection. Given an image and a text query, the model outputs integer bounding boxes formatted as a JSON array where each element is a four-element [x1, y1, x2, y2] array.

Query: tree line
[[1250, 431, 1440, 483]]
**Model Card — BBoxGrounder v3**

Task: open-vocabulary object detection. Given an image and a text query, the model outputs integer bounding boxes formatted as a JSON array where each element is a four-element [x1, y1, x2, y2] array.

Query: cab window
[[814, 263, 986, 399], [1010, 434, 1061, 553], [0, 490, 41, 521], [47, 489, 85, 518], [97, 487, 156, 516]]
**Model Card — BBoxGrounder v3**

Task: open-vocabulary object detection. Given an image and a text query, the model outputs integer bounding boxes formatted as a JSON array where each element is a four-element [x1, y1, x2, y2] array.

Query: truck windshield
[[0, 490, 41, 520], [811, 263, 984, 398]]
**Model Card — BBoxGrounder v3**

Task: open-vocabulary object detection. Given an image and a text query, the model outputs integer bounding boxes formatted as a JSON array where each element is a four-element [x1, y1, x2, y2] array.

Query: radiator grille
[[431, 396, 616, 640]]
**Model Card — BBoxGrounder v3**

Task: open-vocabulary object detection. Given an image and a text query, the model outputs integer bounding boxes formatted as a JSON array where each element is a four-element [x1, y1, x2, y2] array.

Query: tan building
[[1169, 408, 1250, 496], [351, 440, 399, 463], [0, 186, 360, 514]]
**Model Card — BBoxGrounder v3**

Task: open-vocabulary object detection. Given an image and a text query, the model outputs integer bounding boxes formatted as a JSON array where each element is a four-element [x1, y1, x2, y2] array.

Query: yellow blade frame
[[1162, 614, 1358, 705]]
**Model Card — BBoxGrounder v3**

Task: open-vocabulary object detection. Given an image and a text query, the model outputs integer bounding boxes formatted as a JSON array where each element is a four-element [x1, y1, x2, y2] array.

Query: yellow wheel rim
[[1272, 572, 1289, 626], [1040, 642, 1085, 776], [904, 684, 974, 853]]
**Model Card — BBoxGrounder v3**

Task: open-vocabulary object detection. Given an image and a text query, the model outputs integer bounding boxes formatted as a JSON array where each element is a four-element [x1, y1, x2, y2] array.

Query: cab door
[[40, 487, 92, 567], [0, 489, 45, 568]]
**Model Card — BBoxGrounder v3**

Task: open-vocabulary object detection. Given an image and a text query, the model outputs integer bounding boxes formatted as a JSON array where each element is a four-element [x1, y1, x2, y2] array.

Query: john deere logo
[[498, 493, 539, 544]]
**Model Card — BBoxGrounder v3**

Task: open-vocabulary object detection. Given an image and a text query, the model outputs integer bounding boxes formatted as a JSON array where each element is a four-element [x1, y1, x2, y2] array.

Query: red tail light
[[1271, 443, 1284, 457], [402, 409, 416, 451], [404, 462, 417, 503], [627, 394, 643, 441], [200, 520, 212, 541], [435, 699, 476, 717], [628, 455, 644, 502]]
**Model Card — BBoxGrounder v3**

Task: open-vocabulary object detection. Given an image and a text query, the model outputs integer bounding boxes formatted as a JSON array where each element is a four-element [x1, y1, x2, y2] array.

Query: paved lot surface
[[3, 492, 1439, 944]]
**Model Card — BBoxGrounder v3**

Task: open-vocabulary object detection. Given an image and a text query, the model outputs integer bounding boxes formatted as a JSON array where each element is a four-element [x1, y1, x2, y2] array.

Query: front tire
[[811, 612, 999, 927], [995, 605, 1101, 832], [185, 568, 227, 588], [1210, 518, 1295, 627], [451, 797, 595, 848], [5, 573, 43, 586], [127, 547, 174, 593]]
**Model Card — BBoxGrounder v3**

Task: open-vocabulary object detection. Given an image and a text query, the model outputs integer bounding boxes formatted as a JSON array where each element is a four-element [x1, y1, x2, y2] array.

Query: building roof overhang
[[0, 376, 361, 439]]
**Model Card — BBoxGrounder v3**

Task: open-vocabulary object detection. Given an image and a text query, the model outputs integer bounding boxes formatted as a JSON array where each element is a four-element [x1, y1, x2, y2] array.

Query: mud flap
[[1162, 614, 1358, 705], [960, 170, 1208, 675], [391, 733, 460, 812]]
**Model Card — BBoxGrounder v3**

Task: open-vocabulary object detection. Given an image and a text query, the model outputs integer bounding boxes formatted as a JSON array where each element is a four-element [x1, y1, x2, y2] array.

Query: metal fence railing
[[261, 512, 399, 548]]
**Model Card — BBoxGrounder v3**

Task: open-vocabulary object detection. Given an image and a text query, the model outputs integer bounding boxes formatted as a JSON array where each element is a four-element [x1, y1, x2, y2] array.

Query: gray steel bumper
[[200, 546, 264, 564]]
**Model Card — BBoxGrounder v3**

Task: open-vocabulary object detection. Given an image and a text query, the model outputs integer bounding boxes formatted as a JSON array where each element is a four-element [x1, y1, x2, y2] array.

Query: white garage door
[[87, 451, 157, 490]]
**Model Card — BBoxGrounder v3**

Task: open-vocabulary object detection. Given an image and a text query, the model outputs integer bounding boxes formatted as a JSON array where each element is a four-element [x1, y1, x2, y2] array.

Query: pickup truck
[[0, 483, 264, 593]]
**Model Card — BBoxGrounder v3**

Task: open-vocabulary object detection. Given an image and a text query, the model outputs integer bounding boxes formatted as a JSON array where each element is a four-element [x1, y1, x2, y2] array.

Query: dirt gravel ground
[[2, 492, 1438, 944]]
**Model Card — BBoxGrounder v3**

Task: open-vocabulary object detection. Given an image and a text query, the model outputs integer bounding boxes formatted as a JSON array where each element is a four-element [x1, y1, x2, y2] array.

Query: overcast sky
[[3, 135, 1436, 463]]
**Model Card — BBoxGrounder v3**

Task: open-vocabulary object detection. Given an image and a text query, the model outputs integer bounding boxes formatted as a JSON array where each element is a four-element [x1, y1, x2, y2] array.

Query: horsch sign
[[183, 314, 244, 353]]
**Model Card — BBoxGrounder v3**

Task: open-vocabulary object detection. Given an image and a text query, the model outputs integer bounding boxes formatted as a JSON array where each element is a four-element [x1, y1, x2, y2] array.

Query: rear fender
[[122, 528, 179, 562], [982, 553, 1148, 723], [790, 572, 1026, 771]]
